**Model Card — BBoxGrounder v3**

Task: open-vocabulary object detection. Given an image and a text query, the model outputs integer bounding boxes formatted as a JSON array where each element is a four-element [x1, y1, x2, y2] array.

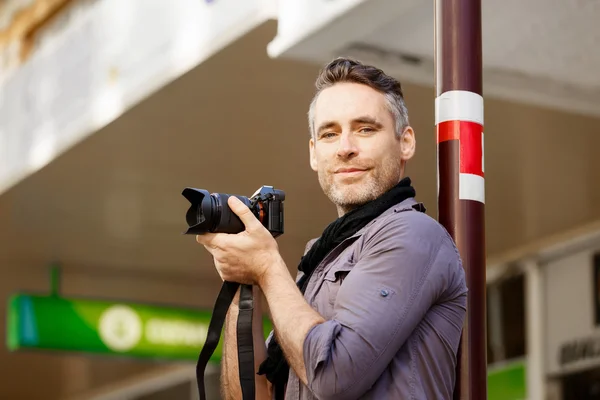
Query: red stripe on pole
[[460, 126, 483, 177], [437, 120, 484, 176], [437, 121, 461, 142]]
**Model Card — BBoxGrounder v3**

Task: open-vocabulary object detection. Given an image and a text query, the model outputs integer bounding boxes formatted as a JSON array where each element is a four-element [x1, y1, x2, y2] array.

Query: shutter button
[[380, 289, 389, 297]]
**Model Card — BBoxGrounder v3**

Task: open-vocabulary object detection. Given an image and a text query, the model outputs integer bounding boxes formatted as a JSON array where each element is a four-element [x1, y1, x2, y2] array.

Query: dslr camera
[[182, 185, 285, 237]]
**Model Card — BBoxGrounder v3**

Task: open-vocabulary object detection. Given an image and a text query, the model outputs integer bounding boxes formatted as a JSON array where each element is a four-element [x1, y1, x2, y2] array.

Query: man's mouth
[[334, 168, 368, 177]]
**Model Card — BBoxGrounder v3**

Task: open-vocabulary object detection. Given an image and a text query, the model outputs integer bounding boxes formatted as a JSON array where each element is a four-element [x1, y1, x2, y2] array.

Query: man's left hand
[[196, 196, 282, 285]]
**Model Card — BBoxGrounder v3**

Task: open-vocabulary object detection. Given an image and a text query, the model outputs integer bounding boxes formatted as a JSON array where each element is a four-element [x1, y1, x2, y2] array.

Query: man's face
[[309, 82, 415, 215]]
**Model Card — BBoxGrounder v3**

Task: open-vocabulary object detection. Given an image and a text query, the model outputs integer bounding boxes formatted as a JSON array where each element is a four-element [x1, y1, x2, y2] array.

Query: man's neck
[[334, 175, 409, 217], [336, 204, 358, 217]]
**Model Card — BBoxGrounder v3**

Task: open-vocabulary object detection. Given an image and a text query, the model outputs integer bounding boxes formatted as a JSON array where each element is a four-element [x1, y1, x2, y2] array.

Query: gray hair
[[307, 57, 409, 139]]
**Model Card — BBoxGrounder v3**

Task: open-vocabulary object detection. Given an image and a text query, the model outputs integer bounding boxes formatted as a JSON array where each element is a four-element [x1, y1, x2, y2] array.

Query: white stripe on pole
[[435, 90, 484, 125], [459, 173, 485, 203]]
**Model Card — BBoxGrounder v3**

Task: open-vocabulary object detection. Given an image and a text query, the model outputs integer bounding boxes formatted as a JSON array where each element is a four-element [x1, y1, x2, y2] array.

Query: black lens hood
[[182, 188, 212, 234]]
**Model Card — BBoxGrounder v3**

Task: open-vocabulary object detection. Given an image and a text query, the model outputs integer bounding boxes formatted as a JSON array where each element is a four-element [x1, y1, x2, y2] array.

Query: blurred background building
[[0, 0, 599, 399]]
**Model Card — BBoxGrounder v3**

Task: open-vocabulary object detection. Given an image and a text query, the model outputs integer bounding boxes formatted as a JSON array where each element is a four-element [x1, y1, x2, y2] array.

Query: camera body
[[182, 185, 285, 237]]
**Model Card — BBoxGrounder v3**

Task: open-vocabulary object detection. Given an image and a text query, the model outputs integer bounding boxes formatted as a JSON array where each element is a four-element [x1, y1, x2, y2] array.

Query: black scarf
[[257, 177, 416, 398]]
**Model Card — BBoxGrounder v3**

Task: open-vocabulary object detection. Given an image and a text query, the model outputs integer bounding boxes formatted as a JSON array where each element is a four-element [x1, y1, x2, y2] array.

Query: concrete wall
[[544, 249, 600, 376]]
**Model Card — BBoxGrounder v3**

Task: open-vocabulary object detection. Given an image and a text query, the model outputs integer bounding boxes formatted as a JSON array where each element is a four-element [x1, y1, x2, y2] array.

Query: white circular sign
[[98, 305, 142, 352]]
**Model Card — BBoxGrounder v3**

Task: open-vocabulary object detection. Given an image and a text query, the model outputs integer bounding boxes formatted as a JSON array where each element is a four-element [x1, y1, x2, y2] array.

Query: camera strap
[[196, 281, 255, 400], [237, 284, 256, 399]]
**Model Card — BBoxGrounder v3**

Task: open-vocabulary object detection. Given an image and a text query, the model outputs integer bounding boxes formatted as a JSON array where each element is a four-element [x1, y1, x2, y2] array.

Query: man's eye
[[359, 127, 374, 133], [322, 132, 336, 138]]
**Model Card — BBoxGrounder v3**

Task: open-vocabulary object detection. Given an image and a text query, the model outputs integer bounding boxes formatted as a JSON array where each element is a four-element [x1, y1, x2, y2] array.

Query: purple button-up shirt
[[268, 198, 467, 400]]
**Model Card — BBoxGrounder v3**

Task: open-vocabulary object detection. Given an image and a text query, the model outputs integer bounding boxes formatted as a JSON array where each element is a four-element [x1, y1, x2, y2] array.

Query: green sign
[[9, 292, 528, 395], [488, 359, 527, 400], [6, 294, 273, 362]]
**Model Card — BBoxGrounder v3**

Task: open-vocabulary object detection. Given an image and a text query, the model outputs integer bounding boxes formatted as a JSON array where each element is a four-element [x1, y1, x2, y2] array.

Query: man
[[196, 58, 467, 400]]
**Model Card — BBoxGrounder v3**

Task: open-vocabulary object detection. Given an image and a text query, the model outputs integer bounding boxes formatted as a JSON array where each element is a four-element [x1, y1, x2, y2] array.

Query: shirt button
[[380, 289, 389, 297]]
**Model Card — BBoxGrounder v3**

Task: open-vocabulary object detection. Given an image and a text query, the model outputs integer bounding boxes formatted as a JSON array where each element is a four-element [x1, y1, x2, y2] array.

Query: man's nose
[[336, 132, 358, 159]]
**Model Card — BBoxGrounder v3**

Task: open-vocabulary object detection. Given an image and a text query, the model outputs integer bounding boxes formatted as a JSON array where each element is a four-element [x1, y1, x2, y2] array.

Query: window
[[487, 273, 526, 365]]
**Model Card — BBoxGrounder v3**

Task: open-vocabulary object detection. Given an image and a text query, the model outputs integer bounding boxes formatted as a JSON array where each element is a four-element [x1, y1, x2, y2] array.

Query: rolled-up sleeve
[[303, 213, 455, 400]]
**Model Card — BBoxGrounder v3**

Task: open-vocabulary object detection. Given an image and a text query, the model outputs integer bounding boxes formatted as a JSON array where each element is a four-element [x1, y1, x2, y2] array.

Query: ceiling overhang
[[267, 0, 600, 119], [0, 0, 274, 196]]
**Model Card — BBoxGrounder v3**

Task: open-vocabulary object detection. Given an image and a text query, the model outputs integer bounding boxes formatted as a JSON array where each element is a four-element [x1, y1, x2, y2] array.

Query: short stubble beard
[[319, 158, 404, 216]]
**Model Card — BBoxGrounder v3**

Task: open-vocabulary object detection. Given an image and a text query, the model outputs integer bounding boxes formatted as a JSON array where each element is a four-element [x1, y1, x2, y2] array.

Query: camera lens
[[183, 189, 211, 231], [210, 193, 251, 234], [182, 188, 253, 235]]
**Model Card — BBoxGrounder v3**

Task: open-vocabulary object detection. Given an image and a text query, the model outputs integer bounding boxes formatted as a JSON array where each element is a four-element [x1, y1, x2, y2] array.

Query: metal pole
[[434, 1, 487, 399]]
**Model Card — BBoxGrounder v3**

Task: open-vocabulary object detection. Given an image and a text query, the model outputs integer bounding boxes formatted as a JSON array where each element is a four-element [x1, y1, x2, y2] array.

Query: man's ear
[[400, 126, 416, 161], [309, 138, 318, 171]]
